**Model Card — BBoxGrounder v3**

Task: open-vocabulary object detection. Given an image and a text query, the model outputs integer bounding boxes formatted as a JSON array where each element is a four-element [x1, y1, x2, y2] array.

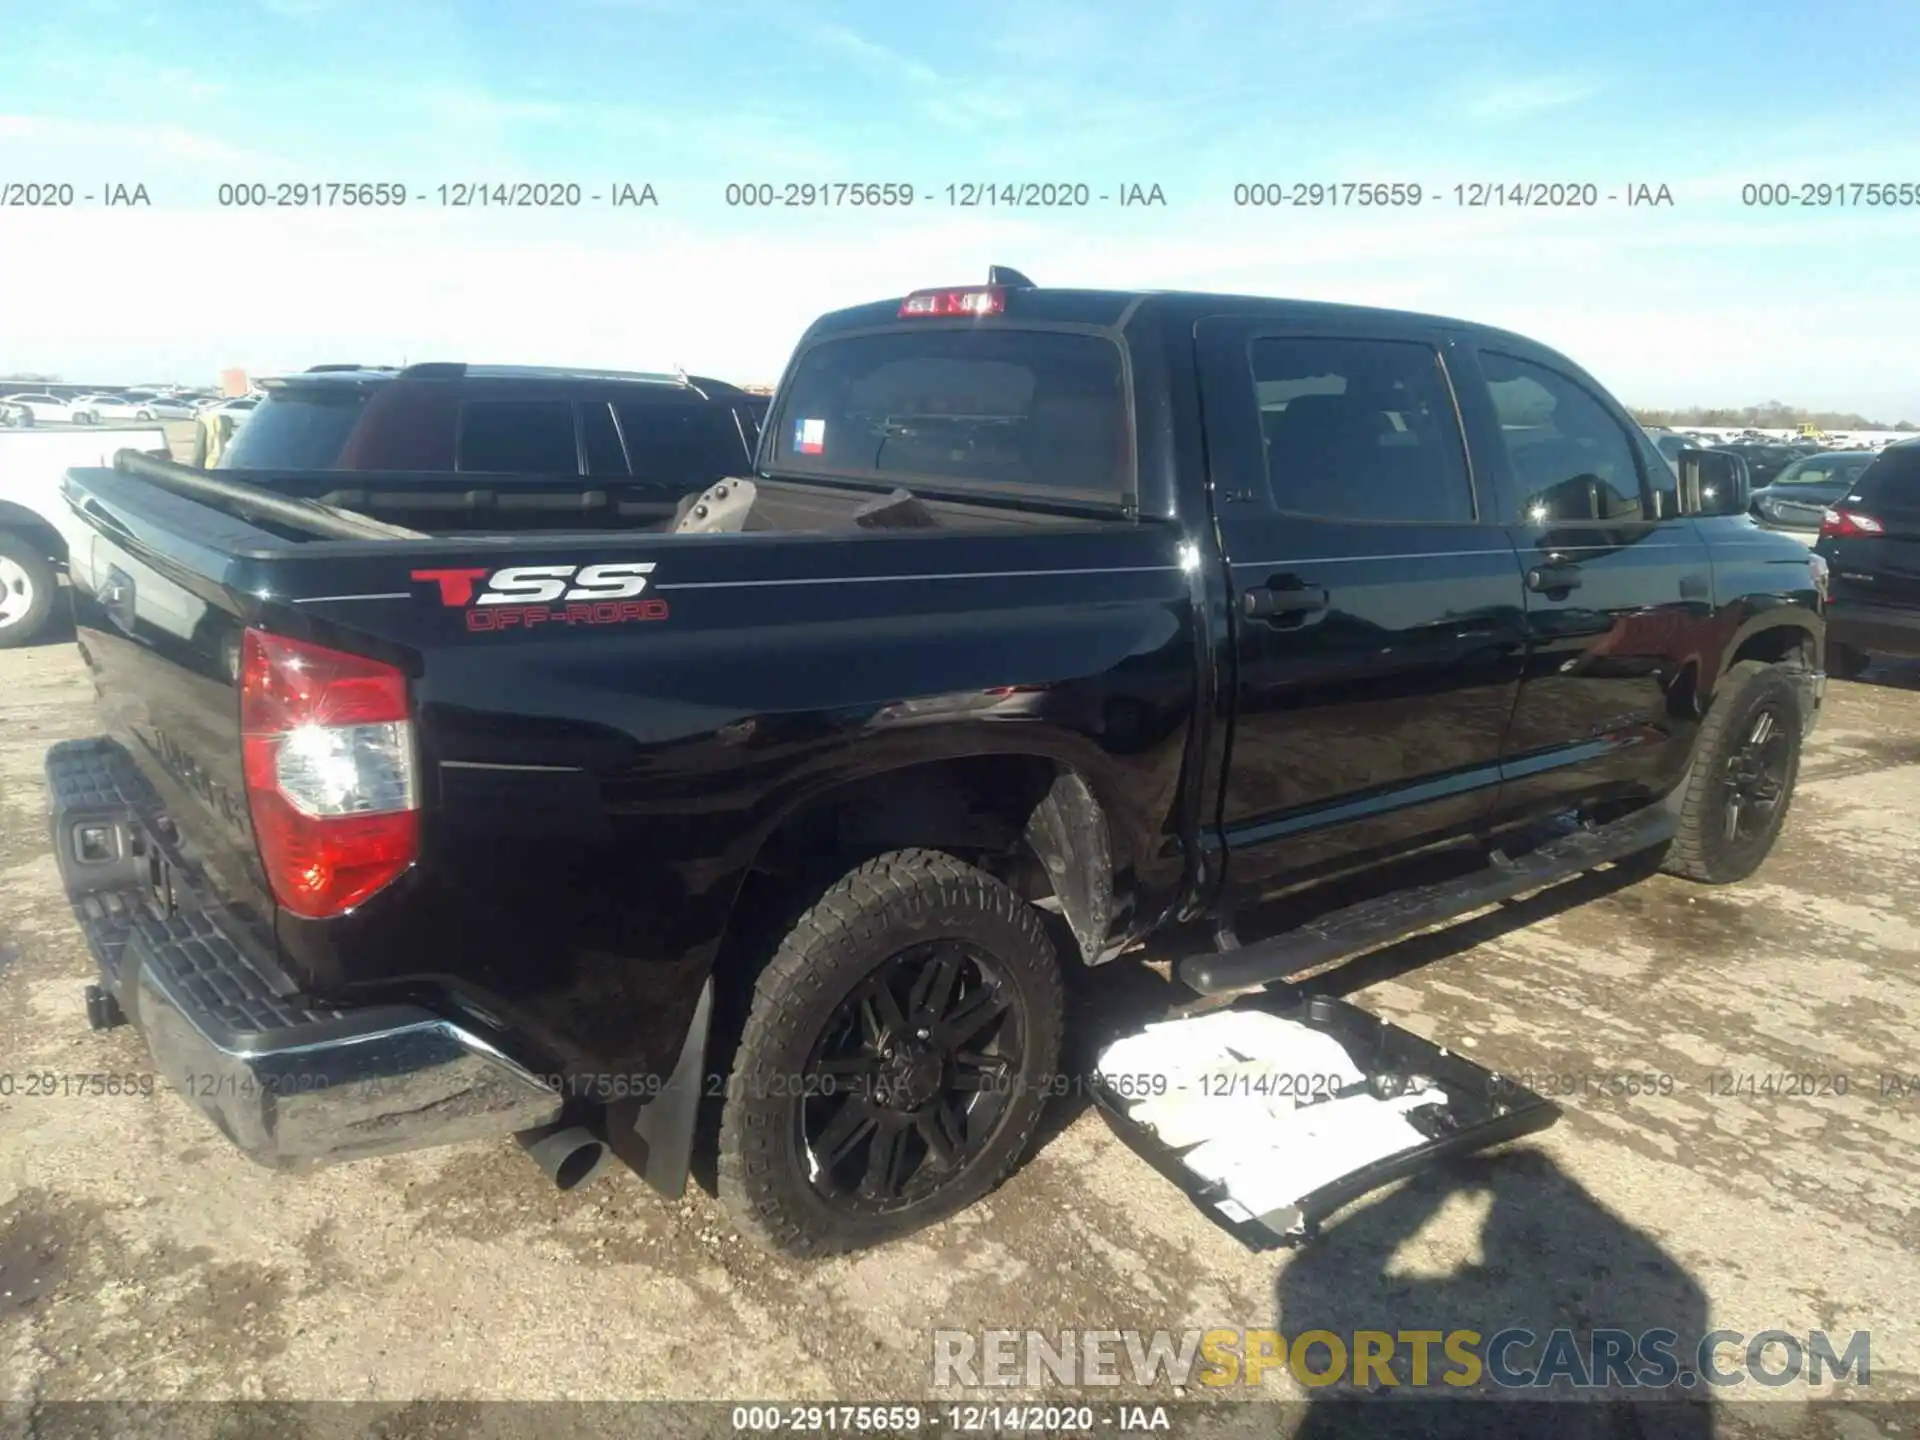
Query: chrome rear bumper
[[133, 964, 562, 1167], [48, 737, 561, 1168]]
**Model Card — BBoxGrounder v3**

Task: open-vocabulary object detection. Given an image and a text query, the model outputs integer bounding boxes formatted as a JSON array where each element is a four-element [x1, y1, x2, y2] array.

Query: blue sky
[[3, 0, 1918, 417]]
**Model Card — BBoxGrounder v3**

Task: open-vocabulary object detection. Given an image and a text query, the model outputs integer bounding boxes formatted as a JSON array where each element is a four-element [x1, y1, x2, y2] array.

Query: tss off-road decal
[[412, 563, 670, 632]]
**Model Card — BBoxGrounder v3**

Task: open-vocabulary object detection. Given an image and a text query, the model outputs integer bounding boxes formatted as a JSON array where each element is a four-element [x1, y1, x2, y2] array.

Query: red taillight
[[898, 286, 1006, 318], [1819, 507, 1885, 538], [240, 629, 418, 919]]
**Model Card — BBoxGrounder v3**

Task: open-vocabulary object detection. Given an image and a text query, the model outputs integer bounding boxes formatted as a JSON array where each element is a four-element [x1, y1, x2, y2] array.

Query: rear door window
[[1248, 336, 1475, 523], [457, 400, 578, 473], [614, 402, 751, 485], [769, 328, 1131, 502]]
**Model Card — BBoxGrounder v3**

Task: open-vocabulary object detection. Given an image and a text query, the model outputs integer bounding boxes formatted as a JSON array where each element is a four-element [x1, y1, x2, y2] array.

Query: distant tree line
[[0, 372, 62, 383], [1632, 400, 1917, 431]]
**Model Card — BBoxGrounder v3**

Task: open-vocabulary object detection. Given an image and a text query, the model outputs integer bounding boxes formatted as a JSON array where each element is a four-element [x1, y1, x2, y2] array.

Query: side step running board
[[1178, 806, 1678, 996]]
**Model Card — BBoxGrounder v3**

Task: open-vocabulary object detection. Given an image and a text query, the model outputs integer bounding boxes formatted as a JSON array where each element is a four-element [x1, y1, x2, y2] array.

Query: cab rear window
[[769, 328, 1131, 502]]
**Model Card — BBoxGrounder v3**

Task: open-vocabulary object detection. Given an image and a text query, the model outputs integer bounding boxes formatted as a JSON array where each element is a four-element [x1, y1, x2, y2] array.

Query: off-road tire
[[0, 533, 57, 650], [1660, 659, 1804, 884], [717, 848, 1064, 1258]]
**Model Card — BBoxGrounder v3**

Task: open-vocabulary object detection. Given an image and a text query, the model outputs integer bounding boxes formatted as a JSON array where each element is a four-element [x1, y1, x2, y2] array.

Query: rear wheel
[[0, 534, 56, 649], [717, 848, 1064, 1258], [1660, 660, 1804, 884]]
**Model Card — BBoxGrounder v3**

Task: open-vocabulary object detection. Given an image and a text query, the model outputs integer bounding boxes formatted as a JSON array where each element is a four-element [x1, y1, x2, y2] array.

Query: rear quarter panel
[[271, 523, 1203, 1082]]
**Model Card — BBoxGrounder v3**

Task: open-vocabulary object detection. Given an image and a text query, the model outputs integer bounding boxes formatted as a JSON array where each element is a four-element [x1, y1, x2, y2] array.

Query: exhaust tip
[[516, 1123, 611, 1192]]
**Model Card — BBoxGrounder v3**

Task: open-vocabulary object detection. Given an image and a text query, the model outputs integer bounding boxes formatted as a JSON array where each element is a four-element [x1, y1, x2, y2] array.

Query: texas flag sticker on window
[[793, 417, 826, 455]]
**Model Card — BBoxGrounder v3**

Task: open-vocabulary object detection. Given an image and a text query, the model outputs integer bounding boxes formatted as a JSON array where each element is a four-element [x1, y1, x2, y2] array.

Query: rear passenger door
[[1451, 346, 1714, 823], [1196, 317, 1529, 900]]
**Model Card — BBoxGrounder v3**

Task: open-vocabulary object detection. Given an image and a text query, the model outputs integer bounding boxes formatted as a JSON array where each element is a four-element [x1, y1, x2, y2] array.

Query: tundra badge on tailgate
[[410, 562, 671, 632]]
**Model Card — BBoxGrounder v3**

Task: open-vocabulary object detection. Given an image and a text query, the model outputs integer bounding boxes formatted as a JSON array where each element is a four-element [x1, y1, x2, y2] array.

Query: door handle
[[1526, 562, 1582, 593], [1243, 582, 1329, 619], [1680, 573, 1709, 600]]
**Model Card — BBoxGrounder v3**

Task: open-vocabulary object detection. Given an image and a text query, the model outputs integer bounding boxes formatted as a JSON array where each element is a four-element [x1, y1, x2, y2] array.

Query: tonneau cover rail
[[111, 450, 426, 542]]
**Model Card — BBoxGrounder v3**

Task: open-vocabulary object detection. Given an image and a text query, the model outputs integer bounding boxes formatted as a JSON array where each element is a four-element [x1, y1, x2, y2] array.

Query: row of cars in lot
[[0, 386, 259, 427], [1641, 425, 1920, 677]]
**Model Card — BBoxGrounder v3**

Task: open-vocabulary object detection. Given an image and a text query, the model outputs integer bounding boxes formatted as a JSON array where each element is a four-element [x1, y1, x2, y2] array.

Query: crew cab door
[[1449, 345, 1714, 821], [1195, 317, 1528, 901]]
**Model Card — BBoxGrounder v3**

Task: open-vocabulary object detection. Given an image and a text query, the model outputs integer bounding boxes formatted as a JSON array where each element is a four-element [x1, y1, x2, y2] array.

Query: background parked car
[[1749, 450, 1881, 533], [216, 364, 761, 506], [0, 393, 76, 425], [74, 394, 162, 423], [67, 394, 122, 424], [1722, 442, 1805, 487], [1815, 438, 1920, 678], [114, 392, 197, 420]]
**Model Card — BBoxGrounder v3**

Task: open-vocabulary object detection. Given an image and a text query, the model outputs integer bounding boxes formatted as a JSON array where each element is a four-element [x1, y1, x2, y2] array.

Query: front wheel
[[1660, 660, 1805, 884], [717, 848, 1064, 1258]]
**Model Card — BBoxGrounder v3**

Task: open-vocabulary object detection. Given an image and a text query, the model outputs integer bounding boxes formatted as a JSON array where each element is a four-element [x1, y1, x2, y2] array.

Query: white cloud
[[412, 88, 574, 127], [0, 113, 279, 169], [1463, 74, 1604, 123], [807, 22, 941, 87]]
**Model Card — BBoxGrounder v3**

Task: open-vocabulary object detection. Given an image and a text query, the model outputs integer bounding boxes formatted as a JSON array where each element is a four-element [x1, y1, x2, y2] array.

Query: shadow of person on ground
[[1276, 1150, 1715, 1439]]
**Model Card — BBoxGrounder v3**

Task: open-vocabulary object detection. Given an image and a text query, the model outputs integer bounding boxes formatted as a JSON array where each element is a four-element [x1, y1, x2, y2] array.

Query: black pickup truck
[[47, 271, 1827, 1257]]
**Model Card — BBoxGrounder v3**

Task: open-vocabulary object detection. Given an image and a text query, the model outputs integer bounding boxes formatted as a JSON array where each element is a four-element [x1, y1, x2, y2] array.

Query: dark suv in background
[[219, 363, 760, 488], [1817, 438, 1920, 676]]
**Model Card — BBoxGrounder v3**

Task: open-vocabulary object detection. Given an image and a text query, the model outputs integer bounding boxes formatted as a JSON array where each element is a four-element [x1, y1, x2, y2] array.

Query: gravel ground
[[1, 636, 1916, 1437]]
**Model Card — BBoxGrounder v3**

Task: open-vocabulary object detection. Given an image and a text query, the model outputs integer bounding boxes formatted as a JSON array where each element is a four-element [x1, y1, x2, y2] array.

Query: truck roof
[[805, 283, 1547, 351]]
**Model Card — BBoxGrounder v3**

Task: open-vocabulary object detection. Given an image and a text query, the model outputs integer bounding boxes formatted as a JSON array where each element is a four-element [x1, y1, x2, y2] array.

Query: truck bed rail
[[111, 450, 426, 542]]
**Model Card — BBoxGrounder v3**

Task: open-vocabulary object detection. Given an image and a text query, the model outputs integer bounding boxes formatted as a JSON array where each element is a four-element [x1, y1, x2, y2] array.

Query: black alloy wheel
[[1660, 659, 1804, 884], [1721, 704, 1792, 845], [716, 848, 1064, 1256], [797, 939, 1021, 1214]]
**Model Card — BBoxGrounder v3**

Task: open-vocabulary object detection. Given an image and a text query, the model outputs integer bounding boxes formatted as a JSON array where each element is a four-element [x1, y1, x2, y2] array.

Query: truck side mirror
[[1678, 448, 1749, 516]]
